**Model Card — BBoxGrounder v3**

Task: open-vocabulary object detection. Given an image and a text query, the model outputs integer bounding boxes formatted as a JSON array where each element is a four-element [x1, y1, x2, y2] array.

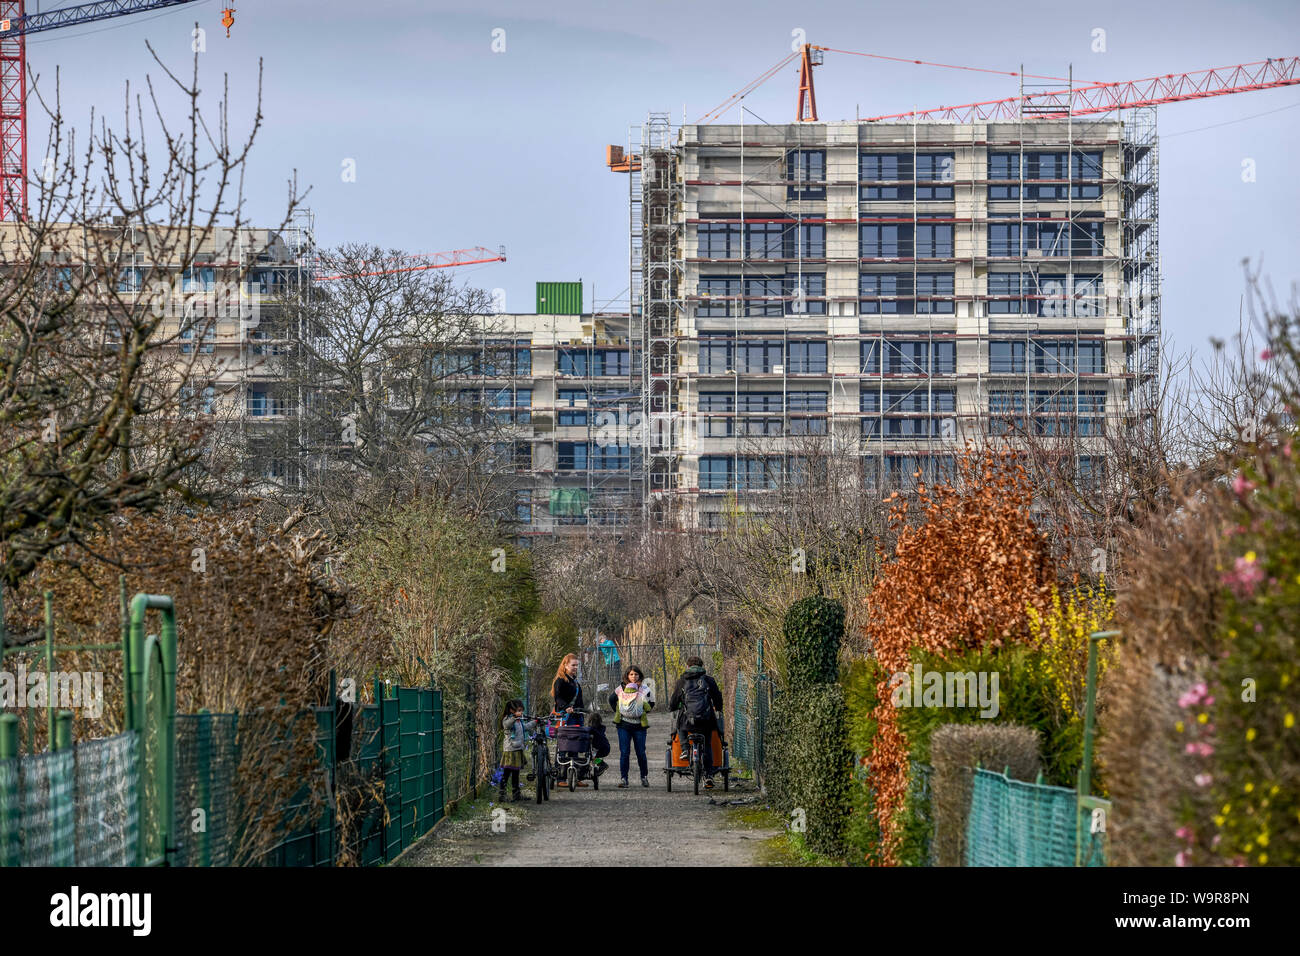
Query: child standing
[[499, 699, 535, 801]]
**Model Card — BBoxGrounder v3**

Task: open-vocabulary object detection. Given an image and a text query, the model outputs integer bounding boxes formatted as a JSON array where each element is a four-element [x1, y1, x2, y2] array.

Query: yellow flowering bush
[[1026, 580, 1116, 723]]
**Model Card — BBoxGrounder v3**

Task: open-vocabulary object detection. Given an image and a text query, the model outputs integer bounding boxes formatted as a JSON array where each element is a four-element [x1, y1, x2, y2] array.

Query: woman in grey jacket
[[499, 699, 536, 801]]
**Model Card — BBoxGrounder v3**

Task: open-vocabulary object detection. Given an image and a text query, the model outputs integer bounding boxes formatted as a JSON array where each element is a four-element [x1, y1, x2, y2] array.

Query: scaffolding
[[637, 113, 683, 522], [631, 86, 1154, 524]]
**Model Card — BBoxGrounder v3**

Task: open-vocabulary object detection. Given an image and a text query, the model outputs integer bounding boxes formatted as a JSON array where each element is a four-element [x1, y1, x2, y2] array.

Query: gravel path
[[393, 713, 777, 867]]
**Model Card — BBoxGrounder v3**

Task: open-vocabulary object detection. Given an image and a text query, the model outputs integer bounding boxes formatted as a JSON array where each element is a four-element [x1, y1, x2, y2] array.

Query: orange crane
[[715, 44, 1300, 124], [313, 246, 506, 282]]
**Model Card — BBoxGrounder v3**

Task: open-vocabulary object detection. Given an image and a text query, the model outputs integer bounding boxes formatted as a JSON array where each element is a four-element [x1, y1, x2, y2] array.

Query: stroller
[[554, 716, 599, 792]]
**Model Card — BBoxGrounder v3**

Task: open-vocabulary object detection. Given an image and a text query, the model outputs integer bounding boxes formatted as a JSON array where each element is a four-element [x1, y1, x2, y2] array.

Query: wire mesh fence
[[731, 671, 771, 775], [74, 733, 139, 867], [965, 767, 1098, 867], [0, 731, 138, 866], [172, 713, 241, 867]]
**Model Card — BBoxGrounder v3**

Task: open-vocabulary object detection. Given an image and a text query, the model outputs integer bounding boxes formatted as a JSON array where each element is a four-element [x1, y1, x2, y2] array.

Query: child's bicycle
[[524, 714, 558, 804]]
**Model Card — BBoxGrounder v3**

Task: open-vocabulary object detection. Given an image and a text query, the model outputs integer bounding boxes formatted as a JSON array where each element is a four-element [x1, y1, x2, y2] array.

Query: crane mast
[[0, 0, 206, 221]]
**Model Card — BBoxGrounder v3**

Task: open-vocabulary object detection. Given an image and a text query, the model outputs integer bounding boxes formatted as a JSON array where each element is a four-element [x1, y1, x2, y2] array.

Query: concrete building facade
[[624, 111, 1160, 527]]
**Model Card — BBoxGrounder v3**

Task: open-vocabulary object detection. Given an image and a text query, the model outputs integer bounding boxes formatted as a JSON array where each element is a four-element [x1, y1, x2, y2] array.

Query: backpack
[[683, 675, 713, 722], [617, 687, 646, 721]]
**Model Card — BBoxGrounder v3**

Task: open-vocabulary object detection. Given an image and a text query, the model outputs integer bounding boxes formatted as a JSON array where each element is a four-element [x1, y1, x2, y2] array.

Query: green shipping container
[[536, 281, 583, 315]]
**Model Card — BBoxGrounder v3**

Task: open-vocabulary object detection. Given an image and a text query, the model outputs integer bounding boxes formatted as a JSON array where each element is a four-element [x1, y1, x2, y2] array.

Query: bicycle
[[664, 712, 731, 795], [525, 715, 555, 804]]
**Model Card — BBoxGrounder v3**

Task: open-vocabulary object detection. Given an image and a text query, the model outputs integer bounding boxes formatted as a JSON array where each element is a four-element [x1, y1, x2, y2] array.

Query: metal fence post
[[0, 714, 20, 866], [755, 635, 766, 778], [467, 657, 478, 799], [1076, 630, 1114, 865], [44, 592, 55, 752], [53, 710, 74, 866], [196, 709, 212, 867]]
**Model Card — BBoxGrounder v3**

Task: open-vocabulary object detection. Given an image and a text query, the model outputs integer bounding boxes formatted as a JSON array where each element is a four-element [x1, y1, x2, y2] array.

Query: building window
[[988, 151, 1104, 200], [784, 221, 826, 259], [862, 454, 955, 488], [746, 222, 785, 259], [558, 349, 631, 376], [990, 340, 1028, 373], [557, 442, 587, 471], [699, 221, 743, 259], [202, 385, 215, 415], [787, 340, 828, 374], [915, 224, 954, 258], [786, 274, 826, 314], [860, 223, 909, 258], [745, 276, 785, 317], [988, 390, 1028, 434], [787, 149, 826, 200], [699, 457, 732, 490], [860, 222, 953, 258], [514, 341, 532, 375], [859, 272, 956, 314], [117, 267, 145, 292], [860, 153, 954, 201], [515, 490, 531, 524], [558, 388, 588, 426], [861, 338, 955, 375], [247, 389, 283, 417], [697, 276, 742, 316]]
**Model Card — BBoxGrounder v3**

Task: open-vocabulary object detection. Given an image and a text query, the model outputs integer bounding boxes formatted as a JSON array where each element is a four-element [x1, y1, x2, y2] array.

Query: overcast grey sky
[[27, 0, 1300, 358]]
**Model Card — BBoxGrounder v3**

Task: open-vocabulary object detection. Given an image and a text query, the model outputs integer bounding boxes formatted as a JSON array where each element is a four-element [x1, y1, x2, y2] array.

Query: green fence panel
[[265, 707, 336, 867], [965, 767, 1080, 867], [379, 685, 402, 862], [353, 703, 385, 867], [732, 674, 751, 765], [430, 690, 444, 828], [173, 713, 240, 866]]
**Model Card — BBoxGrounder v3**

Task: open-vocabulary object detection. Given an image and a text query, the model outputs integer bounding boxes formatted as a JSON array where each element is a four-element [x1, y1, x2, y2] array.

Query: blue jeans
[[617, 723, 648, 780]]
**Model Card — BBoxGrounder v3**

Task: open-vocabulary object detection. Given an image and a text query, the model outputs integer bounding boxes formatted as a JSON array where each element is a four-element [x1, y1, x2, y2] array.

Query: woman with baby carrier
[[607, 665, 654, 789]]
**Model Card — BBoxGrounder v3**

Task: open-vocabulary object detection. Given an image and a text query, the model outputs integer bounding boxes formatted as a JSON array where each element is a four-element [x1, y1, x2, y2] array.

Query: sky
[[23, 0, 1300, 360]]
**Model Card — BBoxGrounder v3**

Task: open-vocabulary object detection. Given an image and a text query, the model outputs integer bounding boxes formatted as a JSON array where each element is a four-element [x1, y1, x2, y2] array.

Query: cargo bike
[[663, 715, 731, 795]]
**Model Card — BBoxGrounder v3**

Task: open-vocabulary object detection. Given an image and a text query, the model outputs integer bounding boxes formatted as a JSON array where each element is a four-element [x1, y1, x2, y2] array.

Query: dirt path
[[393, 713, 778, 866]]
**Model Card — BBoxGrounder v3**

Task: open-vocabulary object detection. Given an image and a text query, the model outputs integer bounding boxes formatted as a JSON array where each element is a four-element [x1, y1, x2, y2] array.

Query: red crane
[[314, 246, 507, 282], [694, 45, 1300, 125], [860, 56, 1300, 123], [0, 0, 211, 222]]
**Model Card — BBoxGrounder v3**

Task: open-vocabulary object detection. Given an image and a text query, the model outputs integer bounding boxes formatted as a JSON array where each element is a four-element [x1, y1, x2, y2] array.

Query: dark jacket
[[669, 666, 722, 718], [589, 722, 611, 759], [552, 675, 583, 714]]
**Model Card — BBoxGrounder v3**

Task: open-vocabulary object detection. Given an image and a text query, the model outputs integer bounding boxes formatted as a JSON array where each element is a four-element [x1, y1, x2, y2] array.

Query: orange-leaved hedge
[[863, 448, 1056, 864]]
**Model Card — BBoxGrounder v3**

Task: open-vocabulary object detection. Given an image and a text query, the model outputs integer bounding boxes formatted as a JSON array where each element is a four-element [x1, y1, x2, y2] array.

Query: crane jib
[[0, 0, 198, 39]]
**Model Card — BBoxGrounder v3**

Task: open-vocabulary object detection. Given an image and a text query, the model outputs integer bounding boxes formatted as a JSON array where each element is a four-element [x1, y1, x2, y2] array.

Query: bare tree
[[252, 244, 521, 537], [0, 46, 298, 587]]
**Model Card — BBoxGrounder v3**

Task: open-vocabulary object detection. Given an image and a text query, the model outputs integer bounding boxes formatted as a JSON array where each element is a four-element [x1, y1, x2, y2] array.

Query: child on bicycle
[[499, 699, 536, 802]]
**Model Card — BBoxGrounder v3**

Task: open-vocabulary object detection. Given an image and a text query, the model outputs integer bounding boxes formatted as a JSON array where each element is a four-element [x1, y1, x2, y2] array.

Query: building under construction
[[614, 73, 1161, 528]]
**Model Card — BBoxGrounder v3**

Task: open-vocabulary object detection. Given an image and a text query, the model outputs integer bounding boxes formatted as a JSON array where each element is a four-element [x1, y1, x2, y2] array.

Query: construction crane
[[314, 246, 507, 282], [674, 44, 1300, 129], [0, 0, 217, 222]]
